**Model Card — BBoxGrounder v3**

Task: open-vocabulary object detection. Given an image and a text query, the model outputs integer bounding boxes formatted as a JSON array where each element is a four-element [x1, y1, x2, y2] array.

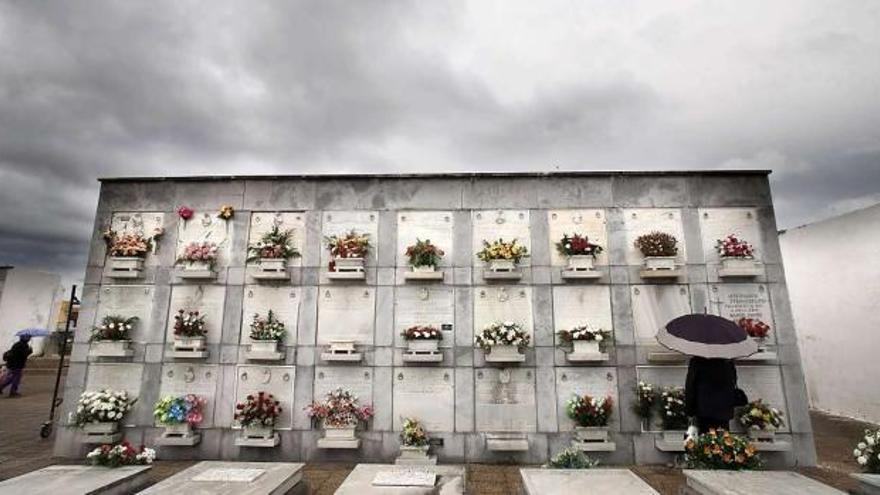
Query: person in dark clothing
[[1, 335, 33, 397], [685, 355, 746, 432]]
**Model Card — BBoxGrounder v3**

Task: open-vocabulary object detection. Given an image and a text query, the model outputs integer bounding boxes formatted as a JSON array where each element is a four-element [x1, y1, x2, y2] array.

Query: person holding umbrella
[[1, 334, 34, 397], [656, 313, 753, 434]]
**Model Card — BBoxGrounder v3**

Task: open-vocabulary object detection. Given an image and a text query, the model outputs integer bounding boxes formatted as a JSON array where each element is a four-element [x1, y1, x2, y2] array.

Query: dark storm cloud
[[1, 1, 879, 284]]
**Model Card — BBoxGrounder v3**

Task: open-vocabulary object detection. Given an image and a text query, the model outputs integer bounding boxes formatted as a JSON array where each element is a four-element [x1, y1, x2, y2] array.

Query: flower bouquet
[[326, 230, 369, 272], [632, 381, 658, 428], [75, 389, 137, 435], [247, 225, 300, 271], [547, 447, 600, 469], [660, 386, 689, 431], [89, 315, 138, 358], [86, 441, 156, 467], [154, 394, 206, 437], [476, 238, 528, 272], [401, 325, 442, 353], [557, 324, 612, 355], [172, 309, 207, 355], [176, 241, 218, 274], [853, 429, 880, 474], [556, 233, 603, 271], [738, 399, 784, 441], [475, 321, 530, 361], [235, 391, 282, 439], [566, 394, 614, 443], [737, 317, 771, 343], [405, 239, 444, 272], [249, 311, 286, 342], [716, 234, 759, 274], [103, 228, 162, 277], [398, 417, 433, 461], [306, 388, 374, 442], [634, 231, 678, 270], [685, 429, 762, 470]]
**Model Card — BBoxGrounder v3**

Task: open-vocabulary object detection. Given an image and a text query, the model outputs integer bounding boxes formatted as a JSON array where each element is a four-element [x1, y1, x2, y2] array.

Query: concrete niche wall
[[55, 171, 816, 467]]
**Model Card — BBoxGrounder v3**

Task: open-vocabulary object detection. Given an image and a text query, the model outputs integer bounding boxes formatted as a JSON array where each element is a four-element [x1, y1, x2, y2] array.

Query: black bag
[[734, 387, 749, 407]]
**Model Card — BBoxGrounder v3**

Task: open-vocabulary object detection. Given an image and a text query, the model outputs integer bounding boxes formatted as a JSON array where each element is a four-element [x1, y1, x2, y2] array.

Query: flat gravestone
[[241, 286, 301, 345], [159, 364, 219, 427], [0, 465, 151, 495], [473, 286, 533, 342], [392, 368, 455, 432], [234, 365, 296, 429], [475, 368, 537, 432], [852, 473, 880, 495], [336, 464, 465, 495], [372, 468, 436, 487], [472, 210, 531, 268], [248, 212, 306, 267], [698, 208, 762, 264], [552, 285, 613, 334], [167, 285, 226, 344], [314, 366, 373, 404], [709, 284, 775, 344], [96, 285, 156, 342], [316, 287, 375, 345], [520, 469, 659, 495], [623, 208, 687, 266], [140, 461, 304, 495], [86, 363, 145, 426], [396, 211, 454, 268], [631, 285, 691, 344], [547, 209, 608, 267], [555, 368, 618, 432], [176, 210, 232, 267], [684, 470, 844, 495], [393, 286, 454, 347]]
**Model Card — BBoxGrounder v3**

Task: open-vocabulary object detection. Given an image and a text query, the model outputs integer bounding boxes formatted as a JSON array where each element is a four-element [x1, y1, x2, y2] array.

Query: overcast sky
[[1, 1, 879, 285]]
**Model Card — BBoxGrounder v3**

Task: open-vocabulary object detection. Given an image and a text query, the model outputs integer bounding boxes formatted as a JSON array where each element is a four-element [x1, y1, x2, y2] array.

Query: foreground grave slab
[[335, 464, 465, 495], [138, 461, 304, 495], [852, 474, 880, 495], [682, 470, 844, 495], [520, 468, 659, 495], [0, 465, 151, 495]]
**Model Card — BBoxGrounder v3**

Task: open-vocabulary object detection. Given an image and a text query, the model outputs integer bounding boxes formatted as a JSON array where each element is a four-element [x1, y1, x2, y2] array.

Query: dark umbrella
[[656, 314, 757, 359]]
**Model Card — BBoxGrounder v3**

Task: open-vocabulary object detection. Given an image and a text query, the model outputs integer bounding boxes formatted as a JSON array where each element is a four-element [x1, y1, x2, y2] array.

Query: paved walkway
[[0, 369, 870, 494]]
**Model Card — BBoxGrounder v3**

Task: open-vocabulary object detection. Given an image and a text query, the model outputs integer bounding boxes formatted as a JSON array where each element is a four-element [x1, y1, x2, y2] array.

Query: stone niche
[[709, 283, 775, 345], [108, 211, 166, 266], [393, 286, 454, 348], [472, 210, 531, 273], [320, 210, 378, 280], [392, 368, 455, 432], [175, 208, 233, 268], [159, 364, 220, 428], [234, 365, 296, 429], [85, 363, 145, 426], [631, 285, 691, 363], [473, 286, 534, 346], [634, 366, 687, 432], [248, 212, 306, 264], [547, 209, 609, 267], [313, 366, 374, 411], [316, 287, 375, 345], [241, 286, 301, 346], [396, 210, 454, 270], [475, 368, 537, 432], [698, 208, 763, 264], [552, 285, 613, 361], [622, 208, 687, 266], [555, 367, 619, 431], [166, 285, 227, 345], [95, 285, 156, 342]]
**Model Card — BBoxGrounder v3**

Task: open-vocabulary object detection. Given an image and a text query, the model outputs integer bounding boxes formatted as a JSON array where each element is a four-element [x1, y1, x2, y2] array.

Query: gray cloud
[[1, 0, 879, 285]]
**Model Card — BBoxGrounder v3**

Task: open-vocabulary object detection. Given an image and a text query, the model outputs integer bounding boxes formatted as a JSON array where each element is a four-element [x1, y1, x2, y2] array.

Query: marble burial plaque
[[699, 208, 763, 264], [634, 366, 687, 431], [159, 364, 219, 427], [396, 211, 454, 267], [167, 285, 226, 344], [316, 287, 375, 345], [191, 468, 265, 482], [320, 210, 379, 269], [555, 368, 619, 431], [86, 363, 145, 398], [473, 286, 533, 342], [392, 368, 455, 432], [623, 209, 686, 266], [176, 209, 232, 267], [96, 285, 155, 342], [737, 366, 789, 431], [631, 285, 691, 344], [552, 286, 613, 336], [472, 210, 531, 267], [314, 367, 374, 406], [234, 365, 296, 429], [248, 212, 306, 267], [475, 368, 537, 432], [547, 209, 608, 267], [241, 286, 301, 345], [110, 212, 166, 265], [394, 286, 454, 348], [710, 284, 774, 343], [372, 469, 436, 487]]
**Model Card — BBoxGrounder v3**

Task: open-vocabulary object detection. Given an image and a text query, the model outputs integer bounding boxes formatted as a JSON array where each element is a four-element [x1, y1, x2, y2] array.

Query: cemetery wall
[[54, 171, 816, 466]]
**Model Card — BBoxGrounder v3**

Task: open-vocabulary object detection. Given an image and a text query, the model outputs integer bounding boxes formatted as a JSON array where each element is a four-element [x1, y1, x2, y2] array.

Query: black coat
[[3, 341, 32, 370], [685, 356, 742, 420]]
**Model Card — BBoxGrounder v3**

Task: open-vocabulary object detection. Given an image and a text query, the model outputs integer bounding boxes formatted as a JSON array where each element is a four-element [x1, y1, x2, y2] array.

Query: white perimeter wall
[[780, 204, 880, 424], [0, 268, 62, 356]]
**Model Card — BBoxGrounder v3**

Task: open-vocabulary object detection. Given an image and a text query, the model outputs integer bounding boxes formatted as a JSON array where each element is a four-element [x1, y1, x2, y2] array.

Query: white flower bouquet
[[474, 321, 531, 351], [74, 389, 137, 426], [853, 428, 880, 473]]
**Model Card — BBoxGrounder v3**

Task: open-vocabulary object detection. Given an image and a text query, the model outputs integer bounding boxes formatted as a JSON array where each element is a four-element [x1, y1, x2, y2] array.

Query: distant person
[[1, 335, 33, 397], [685, 355, 747, 433]]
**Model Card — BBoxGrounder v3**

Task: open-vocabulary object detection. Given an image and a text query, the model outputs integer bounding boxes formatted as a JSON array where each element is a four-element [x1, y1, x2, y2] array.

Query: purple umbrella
[[15, 328, 51, 337], [656, 314, 757, 359]]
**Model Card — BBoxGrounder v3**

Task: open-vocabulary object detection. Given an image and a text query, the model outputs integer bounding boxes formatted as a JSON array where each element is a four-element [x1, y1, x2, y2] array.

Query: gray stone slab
[[0, 465, 152, 495], [852, 473, 880, 495], [139, 461, 304, 495], [520, 468, 659, 495], [683, 470, 844, 495], [335, 464, 465, 494]]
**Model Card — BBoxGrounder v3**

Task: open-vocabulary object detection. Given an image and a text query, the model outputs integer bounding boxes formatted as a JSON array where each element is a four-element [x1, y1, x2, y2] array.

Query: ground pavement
[[0, 369, 869, 494]]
